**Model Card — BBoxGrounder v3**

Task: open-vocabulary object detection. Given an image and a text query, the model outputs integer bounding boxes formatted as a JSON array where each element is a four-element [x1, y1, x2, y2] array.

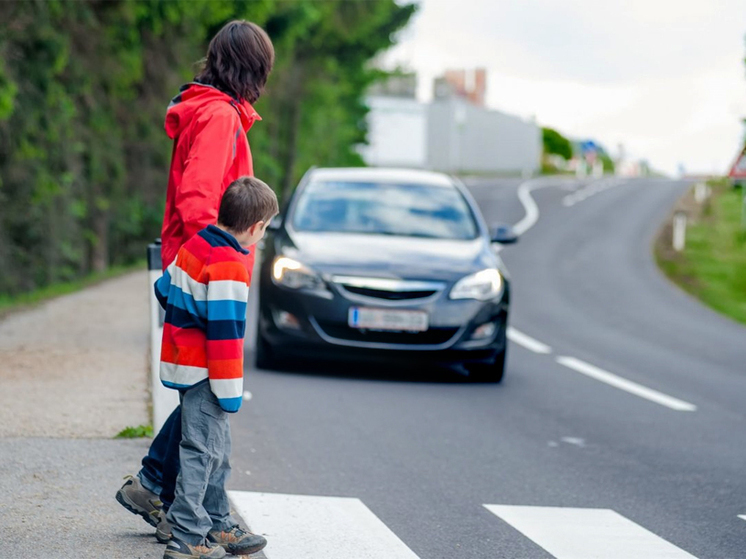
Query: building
[[360, 70, 541, 175]]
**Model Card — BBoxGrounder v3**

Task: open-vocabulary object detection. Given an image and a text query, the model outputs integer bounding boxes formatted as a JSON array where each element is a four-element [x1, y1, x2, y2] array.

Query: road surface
[[231, 177, 746, 559]]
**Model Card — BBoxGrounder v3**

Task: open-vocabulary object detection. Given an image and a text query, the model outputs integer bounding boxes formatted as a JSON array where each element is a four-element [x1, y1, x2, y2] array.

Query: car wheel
[[254, 333, 277, 370], [467, 348, 507, 383]]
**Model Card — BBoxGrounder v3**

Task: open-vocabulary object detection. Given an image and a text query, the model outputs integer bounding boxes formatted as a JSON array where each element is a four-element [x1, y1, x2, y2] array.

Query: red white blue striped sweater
[[155, 225, 251, 412]]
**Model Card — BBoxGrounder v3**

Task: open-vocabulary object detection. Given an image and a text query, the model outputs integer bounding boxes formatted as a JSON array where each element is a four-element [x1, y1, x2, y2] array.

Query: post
[[694, 182, 708, 204], [673, 211, 687, 252], [148, 240, 179, 432]]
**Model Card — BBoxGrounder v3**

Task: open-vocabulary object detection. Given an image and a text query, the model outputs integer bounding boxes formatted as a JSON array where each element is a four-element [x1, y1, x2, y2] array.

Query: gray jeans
[[166, 381, 238, 545]]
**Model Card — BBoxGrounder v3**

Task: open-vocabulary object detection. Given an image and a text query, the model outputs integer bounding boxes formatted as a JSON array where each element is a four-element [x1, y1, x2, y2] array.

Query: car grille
[[314, 320, 459, 346], [341, 285, 438, 300]]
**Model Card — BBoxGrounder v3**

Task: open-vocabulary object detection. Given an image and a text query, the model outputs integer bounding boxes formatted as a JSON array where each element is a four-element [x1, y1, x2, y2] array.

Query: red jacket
[[161, 83, 261, 270]]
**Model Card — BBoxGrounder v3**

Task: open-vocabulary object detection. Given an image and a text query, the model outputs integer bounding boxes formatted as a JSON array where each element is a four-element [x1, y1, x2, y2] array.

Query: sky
[[382, 0, 746, 175]]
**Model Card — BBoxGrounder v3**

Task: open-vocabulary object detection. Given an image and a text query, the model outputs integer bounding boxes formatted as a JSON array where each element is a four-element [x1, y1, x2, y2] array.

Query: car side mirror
[[490, 224, 518, 244], [268, 216, 283, 231]]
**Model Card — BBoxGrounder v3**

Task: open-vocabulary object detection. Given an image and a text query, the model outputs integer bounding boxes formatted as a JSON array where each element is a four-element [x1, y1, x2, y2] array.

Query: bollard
[[148, 239, 179, 432], [672, 211, 687, 252], [694, 182, 708, 204]]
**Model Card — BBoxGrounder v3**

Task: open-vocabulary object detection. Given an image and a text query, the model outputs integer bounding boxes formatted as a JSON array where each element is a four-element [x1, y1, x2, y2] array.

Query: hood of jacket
[[164, 82, 261, 139]]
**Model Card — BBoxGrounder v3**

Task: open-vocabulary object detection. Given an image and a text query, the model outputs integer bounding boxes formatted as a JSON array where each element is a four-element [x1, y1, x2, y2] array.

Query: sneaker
[[208, 525, 267, 556], [115, 475, 162, 527], [164, 537, 227, 559], [156, 510, 172, 543]]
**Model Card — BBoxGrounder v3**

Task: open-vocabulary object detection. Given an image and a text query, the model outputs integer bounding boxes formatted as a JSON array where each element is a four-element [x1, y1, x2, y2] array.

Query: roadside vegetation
[[655, 180, 746, 326], [0, 1, 414, 300]]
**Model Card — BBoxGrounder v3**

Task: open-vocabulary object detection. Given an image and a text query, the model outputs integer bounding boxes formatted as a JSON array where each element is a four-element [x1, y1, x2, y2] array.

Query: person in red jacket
[[116, 20, 274, 553]]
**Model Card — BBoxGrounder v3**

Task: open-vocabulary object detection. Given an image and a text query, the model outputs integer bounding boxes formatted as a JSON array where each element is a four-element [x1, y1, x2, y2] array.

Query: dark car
[[255, 167, 516, 382]]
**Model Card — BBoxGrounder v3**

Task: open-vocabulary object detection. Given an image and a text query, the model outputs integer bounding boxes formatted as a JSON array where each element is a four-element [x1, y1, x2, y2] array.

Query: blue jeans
[[138, 405, 181, 510], [167, 382, 236, 545]]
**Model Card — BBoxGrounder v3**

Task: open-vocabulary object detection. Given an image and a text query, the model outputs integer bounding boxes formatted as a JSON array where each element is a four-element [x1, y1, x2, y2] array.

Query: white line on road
[[738, 514, 746, 522], [513, 179, 545, 235], [228, 491, 420, 559], [556, 356, 697, 412], [484, 505, 699, 558], [507, 327, 553, 354]]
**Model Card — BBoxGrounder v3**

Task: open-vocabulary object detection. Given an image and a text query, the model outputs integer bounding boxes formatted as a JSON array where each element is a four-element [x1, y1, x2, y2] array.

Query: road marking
[[556, 356, 697, 412], [560, 436, 585, 447], [484, 505, 698, 558], [228, 491, 420, 559], [513, 179, 546, 235], [738, 514, 746, 522], [562, 178, 624, 207], [507, 327, 553, 354]]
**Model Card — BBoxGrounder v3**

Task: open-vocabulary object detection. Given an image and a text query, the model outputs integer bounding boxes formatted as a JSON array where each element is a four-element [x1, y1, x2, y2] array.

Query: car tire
[[254, 333, 277, 370], [467, 348, 506, 383]]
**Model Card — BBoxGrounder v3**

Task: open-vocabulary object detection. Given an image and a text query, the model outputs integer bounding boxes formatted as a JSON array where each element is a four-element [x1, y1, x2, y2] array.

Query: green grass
[[115, 424, 154, 439], [656, 183, 746, 326], [0, 259, 146, 316]]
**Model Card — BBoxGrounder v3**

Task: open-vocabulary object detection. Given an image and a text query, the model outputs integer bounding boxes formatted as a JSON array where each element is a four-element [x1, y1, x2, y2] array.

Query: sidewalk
[[0, 271, 266, 558]]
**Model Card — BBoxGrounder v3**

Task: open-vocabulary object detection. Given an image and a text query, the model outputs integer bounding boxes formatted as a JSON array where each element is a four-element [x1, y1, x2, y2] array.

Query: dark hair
[[218, 176, 279, 233], [196, 20, 274, 104]]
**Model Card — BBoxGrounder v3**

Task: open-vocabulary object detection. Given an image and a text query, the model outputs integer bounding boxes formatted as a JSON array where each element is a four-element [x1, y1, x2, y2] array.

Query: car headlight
[[449, 269, 503, 301], [271, 256, 324, 290]]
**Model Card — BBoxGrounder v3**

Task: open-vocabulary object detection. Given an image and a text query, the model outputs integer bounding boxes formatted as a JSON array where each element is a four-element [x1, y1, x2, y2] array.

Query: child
[[155, 176, 278, 559]]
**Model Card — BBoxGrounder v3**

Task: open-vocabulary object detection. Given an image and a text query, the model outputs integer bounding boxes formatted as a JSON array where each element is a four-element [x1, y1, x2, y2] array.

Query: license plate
[[348, 307, 429, 332]]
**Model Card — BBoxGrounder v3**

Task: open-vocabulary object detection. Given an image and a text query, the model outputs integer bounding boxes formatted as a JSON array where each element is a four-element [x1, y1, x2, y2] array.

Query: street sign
[[728, 146, 746, 178]]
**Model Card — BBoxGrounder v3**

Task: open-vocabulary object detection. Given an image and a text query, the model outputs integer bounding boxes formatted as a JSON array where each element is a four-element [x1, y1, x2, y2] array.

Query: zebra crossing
[[228, 490, 704, 559]]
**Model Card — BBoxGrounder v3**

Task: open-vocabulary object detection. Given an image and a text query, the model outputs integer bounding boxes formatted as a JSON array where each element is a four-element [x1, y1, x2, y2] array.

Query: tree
[[542, 127, 573, 161], [0, 0, 414, 296]]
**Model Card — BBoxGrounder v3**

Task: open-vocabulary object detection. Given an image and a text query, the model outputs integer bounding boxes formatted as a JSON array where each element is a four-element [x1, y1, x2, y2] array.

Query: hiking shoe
[[208, 525, 267, 555], [164, 537, 227, 559], [156, 510, 173, 543], [115, 475, 162, 527]]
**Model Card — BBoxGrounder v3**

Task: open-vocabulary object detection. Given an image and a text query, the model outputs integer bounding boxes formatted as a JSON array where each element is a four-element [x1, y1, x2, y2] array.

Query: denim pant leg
[[159, 406, 182, 510], [203, 414, 237, 532], [138, 405, 181, 497], [167, 383, 228, 546]]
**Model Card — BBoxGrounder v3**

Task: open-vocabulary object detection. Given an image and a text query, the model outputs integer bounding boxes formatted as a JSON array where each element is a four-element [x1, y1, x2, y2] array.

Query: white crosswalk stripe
[[484, 504, 698, 559], [228, 491, 703, 559], [228, 491, 420, 559]]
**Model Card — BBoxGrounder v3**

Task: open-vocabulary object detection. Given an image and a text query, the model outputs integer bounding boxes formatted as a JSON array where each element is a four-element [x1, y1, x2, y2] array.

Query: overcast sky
[[382, 0, 746, 175]]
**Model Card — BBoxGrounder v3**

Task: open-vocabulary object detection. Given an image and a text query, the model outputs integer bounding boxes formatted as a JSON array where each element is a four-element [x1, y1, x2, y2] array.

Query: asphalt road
[[231, 176, 746, 559]]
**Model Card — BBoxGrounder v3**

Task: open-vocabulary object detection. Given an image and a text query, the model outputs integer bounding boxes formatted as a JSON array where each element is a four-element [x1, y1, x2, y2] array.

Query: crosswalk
[[228, 490, 705, 559]]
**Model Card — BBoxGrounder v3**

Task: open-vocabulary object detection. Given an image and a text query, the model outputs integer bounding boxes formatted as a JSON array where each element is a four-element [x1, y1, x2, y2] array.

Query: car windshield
[[291, 180, 479, 240]]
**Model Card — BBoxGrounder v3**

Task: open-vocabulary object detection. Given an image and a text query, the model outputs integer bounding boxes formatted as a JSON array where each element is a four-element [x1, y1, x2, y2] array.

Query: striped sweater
[[155, 224, 251, 412]]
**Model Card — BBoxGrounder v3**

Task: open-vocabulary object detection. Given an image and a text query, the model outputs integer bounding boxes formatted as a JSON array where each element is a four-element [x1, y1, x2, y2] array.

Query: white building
[[360, 94, 541, 175]]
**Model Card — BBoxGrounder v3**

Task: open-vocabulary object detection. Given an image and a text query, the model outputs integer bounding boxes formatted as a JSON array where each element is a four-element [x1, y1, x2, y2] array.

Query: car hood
[[279, 231, 496, 282]]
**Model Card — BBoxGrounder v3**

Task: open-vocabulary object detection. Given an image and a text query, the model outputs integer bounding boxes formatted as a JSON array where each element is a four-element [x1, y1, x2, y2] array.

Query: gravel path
[[0, 271, 150, 438]]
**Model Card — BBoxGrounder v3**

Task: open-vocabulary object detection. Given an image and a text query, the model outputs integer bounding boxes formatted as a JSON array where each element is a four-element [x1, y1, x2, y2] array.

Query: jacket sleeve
[[176, 110, 239, 243], [154, 261, 176, 310], [205, 259, 250, 412]]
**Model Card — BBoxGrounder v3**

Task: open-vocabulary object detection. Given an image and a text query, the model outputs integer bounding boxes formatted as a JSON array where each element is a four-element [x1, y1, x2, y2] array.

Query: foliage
[[541, 127, 573, 160], [655, 182, 746, 326], [115, 424, 154, 438], [0, 0, 414, 297]]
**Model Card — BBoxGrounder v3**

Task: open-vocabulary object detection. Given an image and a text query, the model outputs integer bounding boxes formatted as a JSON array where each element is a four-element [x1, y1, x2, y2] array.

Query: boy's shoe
[[164, 537, 226, 559], [156, 511, 173, 543], [208, 526, 267, 556], [115, 475, 162, 527]]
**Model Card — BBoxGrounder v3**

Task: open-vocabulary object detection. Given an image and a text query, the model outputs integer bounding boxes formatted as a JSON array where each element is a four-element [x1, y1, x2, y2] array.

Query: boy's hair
[[196, 20, 274, 104], [218, 177, 279, 233]]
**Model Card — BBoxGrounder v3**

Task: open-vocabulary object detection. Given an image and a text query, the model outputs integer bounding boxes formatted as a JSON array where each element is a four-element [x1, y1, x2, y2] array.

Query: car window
[[292, 181, 478, 240]]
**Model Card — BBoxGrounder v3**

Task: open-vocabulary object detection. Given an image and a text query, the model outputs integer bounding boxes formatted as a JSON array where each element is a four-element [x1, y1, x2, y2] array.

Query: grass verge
[[655, 180, 746, 326], [0, 259, 146, 317], [115, 424, 154, 439]]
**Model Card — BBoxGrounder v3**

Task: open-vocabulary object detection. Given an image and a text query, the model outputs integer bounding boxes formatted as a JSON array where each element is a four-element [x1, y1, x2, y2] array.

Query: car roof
[[307, 167, 456, 188]]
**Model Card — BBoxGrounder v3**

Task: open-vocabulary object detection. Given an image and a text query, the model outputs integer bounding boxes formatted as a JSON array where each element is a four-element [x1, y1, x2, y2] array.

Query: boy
[[156, 177, 278, 559]]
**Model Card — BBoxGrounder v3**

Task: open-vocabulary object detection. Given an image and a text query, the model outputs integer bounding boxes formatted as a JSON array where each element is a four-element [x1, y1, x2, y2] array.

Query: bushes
[[0, 0, 414, 297]]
